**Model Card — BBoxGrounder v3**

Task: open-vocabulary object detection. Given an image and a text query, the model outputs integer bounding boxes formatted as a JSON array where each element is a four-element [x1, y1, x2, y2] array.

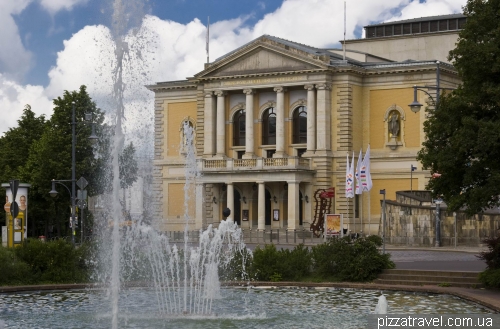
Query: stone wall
[[380, 191, 500, 247]]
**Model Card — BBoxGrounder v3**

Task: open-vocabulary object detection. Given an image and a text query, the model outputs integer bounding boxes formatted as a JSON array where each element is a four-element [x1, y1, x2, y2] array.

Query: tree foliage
[[417, 0, 500, 215]]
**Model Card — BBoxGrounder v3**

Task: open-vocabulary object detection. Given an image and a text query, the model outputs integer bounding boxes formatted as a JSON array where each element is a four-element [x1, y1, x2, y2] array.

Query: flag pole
[[343, 1, 346, 61], [206, 16, 210, 64]]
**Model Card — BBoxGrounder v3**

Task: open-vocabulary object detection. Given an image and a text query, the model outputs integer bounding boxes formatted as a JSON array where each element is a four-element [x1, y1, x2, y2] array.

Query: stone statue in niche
[[389, 112, 400, 137]]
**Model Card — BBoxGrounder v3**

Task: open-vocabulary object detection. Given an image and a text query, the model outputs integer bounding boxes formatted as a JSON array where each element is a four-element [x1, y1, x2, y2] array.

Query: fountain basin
[[0, 287, 493, 329]]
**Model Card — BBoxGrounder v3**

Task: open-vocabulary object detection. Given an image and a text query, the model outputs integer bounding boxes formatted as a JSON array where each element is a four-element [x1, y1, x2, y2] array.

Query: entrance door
[[265, 189, 271, 225], [234, 190, 241, 225]]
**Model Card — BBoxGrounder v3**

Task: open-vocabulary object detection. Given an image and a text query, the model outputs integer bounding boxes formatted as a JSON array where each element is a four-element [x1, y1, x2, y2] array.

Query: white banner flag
[[345, 153, 354, 198], [361, 145, 373, 192], [355, 149, 362, 194]]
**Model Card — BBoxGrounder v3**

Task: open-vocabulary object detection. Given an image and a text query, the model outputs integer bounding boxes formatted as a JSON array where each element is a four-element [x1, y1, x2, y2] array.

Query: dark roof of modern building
[[364, 13, 466, 28]]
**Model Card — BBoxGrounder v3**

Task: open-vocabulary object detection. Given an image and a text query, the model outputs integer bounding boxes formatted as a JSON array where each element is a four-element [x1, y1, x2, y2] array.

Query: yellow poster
[[325, 214, 343, 236]]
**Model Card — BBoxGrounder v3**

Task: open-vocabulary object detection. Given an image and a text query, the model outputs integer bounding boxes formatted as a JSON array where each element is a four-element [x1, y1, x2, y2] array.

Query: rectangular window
[[366, 27, 376, 38], [421, 21, 429, 33], [439, 20, 448, 31], [394, 24, 402, 35], [266, 150, 276, 158], [403, 23, 411, 34], [297, 148, 306, 157], [430, 21, 438, 32], [384, 25, 392, 37], [376, 27, 384, 37], [449, 19, 457, 30], [411, 23, 420, 34], [237, 151, 245, 159]]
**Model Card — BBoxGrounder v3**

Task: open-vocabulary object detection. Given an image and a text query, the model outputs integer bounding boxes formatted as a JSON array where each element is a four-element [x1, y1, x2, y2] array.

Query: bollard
[[302, 229, 305, 244], [310, 230, 313, 243], [249, 228, 252, 243], [270, 229, 273, 243], [286, 229, 288, 244], [277, 229, 279, 244], [294, 229, 296, 244]]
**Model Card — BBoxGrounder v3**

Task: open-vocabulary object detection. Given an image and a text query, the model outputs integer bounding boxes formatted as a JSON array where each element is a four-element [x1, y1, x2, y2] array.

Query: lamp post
[[408, 61, 456, 113], [380, 189, 386, 254], [434, 198, 443, 247], [49, 102, 98, 245]]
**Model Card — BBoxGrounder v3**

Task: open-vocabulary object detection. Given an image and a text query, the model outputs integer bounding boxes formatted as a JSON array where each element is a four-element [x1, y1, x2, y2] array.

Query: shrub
[[311, 236, 394, 282], [0, 246, 33, 285], [478, 232, 500, 288], [478, 233, 500, 270], [251, 244, 312, 281], [251, 244, 282, 281], [478, 269, 500, 288], [14, 238, 91, 284]]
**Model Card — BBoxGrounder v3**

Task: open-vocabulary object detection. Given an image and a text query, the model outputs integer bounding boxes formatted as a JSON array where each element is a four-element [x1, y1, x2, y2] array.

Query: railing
[[164, 228, 327, 245], [234, 159, 257, 167], [204, 159, 227, 168], [199, 157, 310, 171]]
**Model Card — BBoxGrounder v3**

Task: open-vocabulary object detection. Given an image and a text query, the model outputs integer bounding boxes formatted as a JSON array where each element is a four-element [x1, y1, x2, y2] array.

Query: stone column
[[203, 92, 215, 156], [243, 89, 255, 158], [195, 183, 204, 229], [315, 83, 332, 155], [273, 86, 287, 158], [287, 181, 300, 230], [215, 90, 227, 158], [304, 84, 316, 155], [257, 181, 265, 230], [227, 182, 234, 222]]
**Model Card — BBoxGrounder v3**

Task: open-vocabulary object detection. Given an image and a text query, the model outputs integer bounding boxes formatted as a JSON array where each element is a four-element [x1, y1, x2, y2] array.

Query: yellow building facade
[[148, 15, 464, 233]]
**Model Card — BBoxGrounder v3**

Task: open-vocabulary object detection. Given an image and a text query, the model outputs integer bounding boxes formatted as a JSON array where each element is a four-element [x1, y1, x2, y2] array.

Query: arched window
[[233, 109, 246, 146], [262, 107, 276, 145], [292, 106, 307, 144]]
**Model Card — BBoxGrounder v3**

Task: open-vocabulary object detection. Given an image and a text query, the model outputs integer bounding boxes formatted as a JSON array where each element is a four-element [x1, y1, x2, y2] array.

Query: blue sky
[[0, 0, 466, 136]]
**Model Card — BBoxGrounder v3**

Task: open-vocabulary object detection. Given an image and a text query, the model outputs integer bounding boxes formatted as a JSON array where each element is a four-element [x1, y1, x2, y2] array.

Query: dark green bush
[[478, 232, 500, 288], [478, 233, 500, 270], [251, 244, 312, 281], [478, 269, 500, 288], [311, 236, 394, 282], [13, 238, 91, 284], [0, 246, 33, 285]]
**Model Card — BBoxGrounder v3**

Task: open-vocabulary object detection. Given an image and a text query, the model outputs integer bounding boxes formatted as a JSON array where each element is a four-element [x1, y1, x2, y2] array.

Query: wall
[[381, 192, 500, 247]]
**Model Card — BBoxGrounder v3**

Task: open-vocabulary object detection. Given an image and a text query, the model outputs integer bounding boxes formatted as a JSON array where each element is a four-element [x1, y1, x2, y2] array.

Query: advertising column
[[2, 182, 31, 247]]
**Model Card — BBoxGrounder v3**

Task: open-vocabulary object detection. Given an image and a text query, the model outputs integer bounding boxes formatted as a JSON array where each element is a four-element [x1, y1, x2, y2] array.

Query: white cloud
[[0, 0, 34, 82], [0, 74, 53, 134], [39, 0, 90, 14], [0, 0, 468, 138]]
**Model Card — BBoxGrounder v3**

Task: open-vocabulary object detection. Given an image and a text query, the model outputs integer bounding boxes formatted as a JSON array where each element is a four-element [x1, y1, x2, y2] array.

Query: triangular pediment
[[195, 36, 330, 79]]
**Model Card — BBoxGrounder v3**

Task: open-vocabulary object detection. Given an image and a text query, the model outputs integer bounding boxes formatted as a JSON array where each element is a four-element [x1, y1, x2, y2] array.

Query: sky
[[0, 0, 467, 142]]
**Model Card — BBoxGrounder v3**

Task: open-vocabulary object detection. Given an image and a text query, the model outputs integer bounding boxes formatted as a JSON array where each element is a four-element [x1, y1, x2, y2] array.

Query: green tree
[[417, 0, 500, 215], [0, 105, 46, 232], [21, 86, 106, 237]]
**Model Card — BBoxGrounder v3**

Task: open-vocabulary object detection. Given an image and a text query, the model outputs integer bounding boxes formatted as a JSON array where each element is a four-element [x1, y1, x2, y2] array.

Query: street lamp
[[408, 61, 456, 113], [49, 102, 97, 245]]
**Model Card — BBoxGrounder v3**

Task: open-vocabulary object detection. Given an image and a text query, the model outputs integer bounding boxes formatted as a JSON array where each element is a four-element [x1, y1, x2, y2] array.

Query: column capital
[[286, 180, 300, 185], [256, 181, 265, 184], [243, 88, 255, 95], [304, 84, 315, 91], [273, 86, 287, 93], [226, 182, 233, 186], [204, 91, 213, 98], [214, 90, 227, 97], [315, 83, 332, 90]]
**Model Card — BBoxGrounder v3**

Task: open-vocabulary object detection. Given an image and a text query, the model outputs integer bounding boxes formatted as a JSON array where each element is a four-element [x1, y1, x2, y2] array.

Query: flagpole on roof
[[206, 16, 210, 64], [343, 1, 346, 61]]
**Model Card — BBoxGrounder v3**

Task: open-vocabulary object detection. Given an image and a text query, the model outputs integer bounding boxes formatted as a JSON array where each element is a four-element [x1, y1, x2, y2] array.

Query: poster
[[273, 209, 279, 221], [4, 186, 29, 243], [325, 214, 343, 237], [242, 209, 249, 221]]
